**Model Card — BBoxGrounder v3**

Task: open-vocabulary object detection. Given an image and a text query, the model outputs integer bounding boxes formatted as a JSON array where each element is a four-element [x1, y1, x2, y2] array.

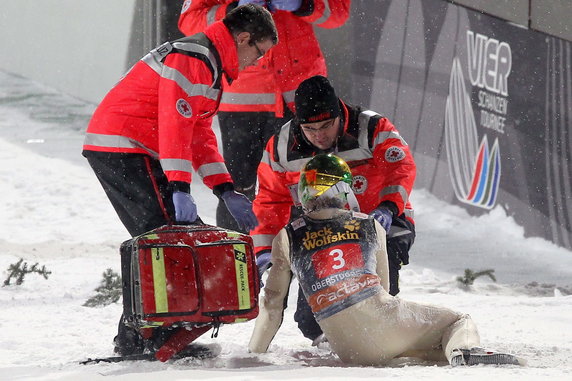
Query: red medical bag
[[120, 224, 259, 329]]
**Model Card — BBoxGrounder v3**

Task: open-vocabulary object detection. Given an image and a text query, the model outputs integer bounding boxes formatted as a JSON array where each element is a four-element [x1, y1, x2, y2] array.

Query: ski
[[80, 343, 219, 365], [80, 353, 155, 364]]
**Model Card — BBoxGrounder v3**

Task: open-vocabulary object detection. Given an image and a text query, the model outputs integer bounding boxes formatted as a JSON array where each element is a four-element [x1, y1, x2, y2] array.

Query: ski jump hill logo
[[445, 31, 511, 210]]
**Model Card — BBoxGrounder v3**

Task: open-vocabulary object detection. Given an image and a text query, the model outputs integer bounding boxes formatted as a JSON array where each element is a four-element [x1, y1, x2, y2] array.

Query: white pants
[[320, 292, 481, 365]]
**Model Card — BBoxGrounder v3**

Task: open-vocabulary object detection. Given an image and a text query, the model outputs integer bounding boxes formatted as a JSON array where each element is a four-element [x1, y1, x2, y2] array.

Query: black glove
[[386, 216, 415, 296]]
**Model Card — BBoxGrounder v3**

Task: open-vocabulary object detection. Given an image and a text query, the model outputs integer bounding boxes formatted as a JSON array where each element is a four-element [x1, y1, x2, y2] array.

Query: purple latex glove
[[221, 190, 259, 231], [268, 0, 302, 12], [172, 191, 198, 223], [256, 250, 272, 287], [256, 250, 272, 274], [370, 207, 393, 232], [238, 0, 267, 6]]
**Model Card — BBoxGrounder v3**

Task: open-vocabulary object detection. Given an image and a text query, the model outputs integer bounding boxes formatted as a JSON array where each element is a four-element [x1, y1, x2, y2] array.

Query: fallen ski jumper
[[249, 153, 525, 367]]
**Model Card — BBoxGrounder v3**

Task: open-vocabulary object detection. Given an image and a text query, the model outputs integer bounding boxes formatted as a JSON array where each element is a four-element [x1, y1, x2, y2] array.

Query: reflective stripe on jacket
[[83, 22, 236, 188], [251, 101, 416, 254], [178, 0, 350, 116]]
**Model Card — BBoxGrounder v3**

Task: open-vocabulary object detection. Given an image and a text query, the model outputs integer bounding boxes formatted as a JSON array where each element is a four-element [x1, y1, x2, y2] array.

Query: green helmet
[[298, 153, 353, 210]]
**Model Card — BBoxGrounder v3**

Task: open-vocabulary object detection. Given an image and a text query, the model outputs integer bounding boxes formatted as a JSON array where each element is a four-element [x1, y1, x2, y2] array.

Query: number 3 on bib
[[329, 249, 345, 269], [312, 243, 365, 277]]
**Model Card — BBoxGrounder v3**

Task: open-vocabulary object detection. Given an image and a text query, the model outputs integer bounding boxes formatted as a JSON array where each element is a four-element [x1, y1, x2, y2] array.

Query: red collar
[[340, 100, 349, 133], [204, 21, 239, 81]]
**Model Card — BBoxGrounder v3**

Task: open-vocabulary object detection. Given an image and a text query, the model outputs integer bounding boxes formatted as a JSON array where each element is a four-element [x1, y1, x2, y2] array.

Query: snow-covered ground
[[1, 70, 571, 380]]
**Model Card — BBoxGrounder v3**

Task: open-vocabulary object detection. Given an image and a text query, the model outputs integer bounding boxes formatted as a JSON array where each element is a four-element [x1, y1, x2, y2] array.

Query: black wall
[[334, 0, 571, 250]]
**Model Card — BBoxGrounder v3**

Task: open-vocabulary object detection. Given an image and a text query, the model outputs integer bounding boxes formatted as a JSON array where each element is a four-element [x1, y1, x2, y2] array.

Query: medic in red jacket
[[82, 5, 278, 238], [252, 103, 416, 244], [84, 21, 237, 188], [179, 0, 351, 115], [252, 76, 416, 300], [252, 108, 415, 246], [82, 5, 278, 359]]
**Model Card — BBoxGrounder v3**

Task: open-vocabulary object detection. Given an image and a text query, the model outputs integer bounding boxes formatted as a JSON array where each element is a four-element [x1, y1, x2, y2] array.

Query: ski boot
[[450, 347, 524, 366]]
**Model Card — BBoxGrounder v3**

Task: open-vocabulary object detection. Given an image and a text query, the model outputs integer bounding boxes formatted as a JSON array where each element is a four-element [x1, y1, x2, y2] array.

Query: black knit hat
[[295, 75, 340, 124]]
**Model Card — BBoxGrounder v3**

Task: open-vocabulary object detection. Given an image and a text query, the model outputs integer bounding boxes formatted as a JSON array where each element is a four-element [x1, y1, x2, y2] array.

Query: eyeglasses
[[252, 41, 265, 60], [300, 119, 336, 134]]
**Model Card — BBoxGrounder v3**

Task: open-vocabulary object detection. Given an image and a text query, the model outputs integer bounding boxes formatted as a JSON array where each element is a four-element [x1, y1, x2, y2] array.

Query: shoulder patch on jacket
[[385, 146, 406, 162], [176, 99, 193, 118]]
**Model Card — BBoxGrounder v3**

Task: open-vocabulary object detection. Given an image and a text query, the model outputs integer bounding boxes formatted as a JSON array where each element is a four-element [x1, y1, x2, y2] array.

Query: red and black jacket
[[83, 21, 237, 190], [251, 100, 416, 254]]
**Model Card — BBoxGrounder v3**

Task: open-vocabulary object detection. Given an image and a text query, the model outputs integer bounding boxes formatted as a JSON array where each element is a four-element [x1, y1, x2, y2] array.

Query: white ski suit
[[248, 208, 481, 365]]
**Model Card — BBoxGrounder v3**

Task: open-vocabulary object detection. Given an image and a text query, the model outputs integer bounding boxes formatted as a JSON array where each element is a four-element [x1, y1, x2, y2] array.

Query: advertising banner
[[348, 0, 571, 250]]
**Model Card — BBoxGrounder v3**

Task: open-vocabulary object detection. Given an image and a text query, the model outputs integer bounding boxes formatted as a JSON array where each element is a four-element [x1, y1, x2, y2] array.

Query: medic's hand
[[256, 250, 272, 275], [221, 190, 259, 231], [238, 0, 267, 6], [268, 0, 302, 12], [256, 250, 272, 287], [172, 191, 198, 223], [370, 207, 393, 232]]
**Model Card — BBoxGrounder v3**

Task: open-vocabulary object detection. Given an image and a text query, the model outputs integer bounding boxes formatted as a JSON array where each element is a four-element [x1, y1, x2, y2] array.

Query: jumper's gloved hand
[[370, 206, 393, 232], [173, 191, 198, 223], [268, 0, 302, 12], [256, 250, 272, 287], [221, 190, 259, 231], [238, 0, 267, 6]]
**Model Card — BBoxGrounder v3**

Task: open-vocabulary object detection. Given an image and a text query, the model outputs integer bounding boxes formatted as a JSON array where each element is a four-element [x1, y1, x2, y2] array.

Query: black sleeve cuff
[[378, 201, 399, 217], [169, 181, 191, 193], [256, 249, 271, 259], [293, 0, 314, 17], [213, 182, 235, 198]]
